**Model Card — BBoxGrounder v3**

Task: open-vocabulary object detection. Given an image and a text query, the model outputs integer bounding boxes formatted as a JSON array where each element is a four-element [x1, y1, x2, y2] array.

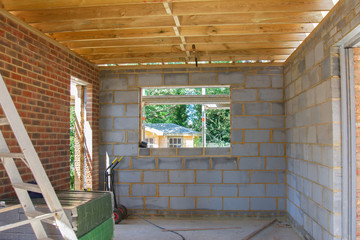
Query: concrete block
[[212, 157, 237, 169], [239, 184, 265, 196], [218, 72, 243, 85], [260, 143, 284, 156], [231, 130, 243, 142], [100, 104, 125, 117], [272, 103, 284, 115], [170, 197, 195, 210], [212, 184, 237, 196], [205, 148, 230, 155], [318, 165, 329, 188], [114, 144, 138, 156], [185, 184, 211, 196], [185, 157, 210, 169], [239, 157, 265, 169], [278, 171, 285, 183], [312, 221, 323, 240], [145, 197, 169, 210], [244, 103, 271, 115], [169, 171, 195, 183], [114, 117, 139, 130], [132, 184, 157, 196], [278, 198, 285, 210], [251, 198, 277, 210], [99, 118, 113, 130], [138, 73, 162, 86], [100, 92, 113, 103], [115, 184, 129, 196], [231, 103, 243, 115], [312, 183, 323, 205], [245, 75, 271, 88], [272, 130, 285, 142], [114, 91, 138, 103], [119, 197, 144, 209], [132, 157, 156, 169], [323, 189, 341, 212], [196, 170, 222, 183], [127, 131, 139, 143], [232, 116, 258, 129], [308, 163, 318, 182], [102, 76, 127, 90], [159, 184, 184, 196], [231, 89, 257, 102], [197, 198, 222, 210], [158, 157, 183, 169], [272, 75, 283, 88], [266, 157, 286, 170], [144, 171, 168, 183], [259, 89, 283, 101], [259, 116, 284, 129], [113, 157, 130, 169], [179, 148, 203, 156], [244, 130, 270, 142], [330, 214, 342, 236], [223, 198, 249, 210], [152, 148, 177, 156], [251, 171, 277, 183], [232, 143, 258, 156], [164, 73, 189, 86], [139, 148, 150, 156], [318, 207, 329, 231], [128, 74, 137, 88], [266, 184, 285, 197], [190, 72, 217, 85], [126, 104, 139, 116], [102, 131, 125, 143], [119, 170, 141, 183], [223, 171, 249, 183]]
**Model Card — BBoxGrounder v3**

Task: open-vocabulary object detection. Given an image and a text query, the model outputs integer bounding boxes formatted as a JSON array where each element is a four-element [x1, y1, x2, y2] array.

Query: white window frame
[[168, 137, 182, 148]]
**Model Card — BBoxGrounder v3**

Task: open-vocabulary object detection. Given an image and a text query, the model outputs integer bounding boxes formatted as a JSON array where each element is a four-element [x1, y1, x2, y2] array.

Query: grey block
[[312, 183, 323, 205], [169, 171, 195, 183], [231, 89, 257, 102], [132, 157, 156, 169], [191, 72, 217, 85], [102, 76, 127, 90], [120, 197, 144, 209], [114, 91, 138, 103], [126, 104, 139, 116], [239, 184, 265, 197], [223, 171, 250, 183], [278, 171, 285, 183], [218, 72, 243, 85], [132, 184, 157, 196], [115, 184, 130, 196], [170, 197, 195, 210], [144, 171, 168, 183], [244, 103, 271, 115], [245, 75, 271, 88], [244, 130, 270, 142], [197, 198, 222, 210], [145, 197, 169, 210], [251, 198, 277, 210], [119, 170, 141, 183], [115, 157, 130, 169], [127, 131, 139, 143], [164, 73, 189, 85], [231, 130, 243, 143], [138, 73, 162, 86], [100, 92, 113, 103], [114, 117, 139, 130], [185, 157, 210, 169], [128, 74, 137, 88], [185, 184, 211, 196], [272, 130, 286, 142], [205, 148, 230, 155], [100, 104, 125, 117], [239, 157, 265, 169], [232, 143, 258, 156], [278, 198, 285, 211], [152, 148, 177, 156], [99, 118, 112, 130], [266, 184, 285, 197], [259, 116, 284, 129], [159, 184, 184, 196], [139, 148, 150, 156], [196, 170, 222, 183], [251, 171, 277, 183], [212, 157, 237, 169], [179, 148, 203, 156], [114, 144, 138, 156], [212, 184, 238, 196], [231, 102, 243, 115], [259, 89, 283, 101], [102, 131, 125, 143], [223, 198, 249, 210], [260, 143, 284, 156], [232, 116, 258, 129], [266, 157, 286, 170], [272, 75, 283, 88], [272, 103, 284, 115], [159, 157, 183, 169]]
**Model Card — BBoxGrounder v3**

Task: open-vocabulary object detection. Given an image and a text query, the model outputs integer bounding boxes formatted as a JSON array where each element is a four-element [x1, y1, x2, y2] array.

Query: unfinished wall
[[99, 66, 286, 216], [354, 48, 360, 238], [284, 0, 360, 239], [0, 10, 100, 197]]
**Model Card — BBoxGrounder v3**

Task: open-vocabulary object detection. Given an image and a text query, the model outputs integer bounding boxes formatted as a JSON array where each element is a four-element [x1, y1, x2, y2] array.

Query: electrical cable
[[134, 215, 186, 240]]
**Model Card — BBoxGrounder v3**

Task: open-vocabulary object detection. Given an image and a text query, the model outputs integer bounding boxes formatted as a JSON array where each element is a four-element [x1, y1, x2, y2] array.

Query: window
[[141, 86, 230, 148], [145, 138, 154, 148], [168, 137, 182, 148]]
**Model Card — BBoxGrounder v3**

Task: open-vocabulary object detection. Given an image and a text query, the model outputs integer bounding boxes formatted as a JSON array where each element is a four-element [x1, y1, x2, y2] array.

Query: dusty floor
[[114, 216, 303, 240]]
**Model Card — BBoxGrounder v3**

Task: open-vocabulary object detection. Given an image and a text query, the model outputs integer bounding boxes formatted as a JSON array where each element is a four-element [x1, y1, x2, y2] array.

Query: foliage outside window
[[70, 106, 75, 190]]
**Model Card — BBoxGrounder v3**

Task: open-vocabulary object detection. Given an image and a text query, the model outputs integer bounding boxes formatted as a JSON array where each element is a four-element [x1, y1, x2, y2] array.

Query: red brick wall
[[0, 11, 100, 198], [354, 48, 360, 238]]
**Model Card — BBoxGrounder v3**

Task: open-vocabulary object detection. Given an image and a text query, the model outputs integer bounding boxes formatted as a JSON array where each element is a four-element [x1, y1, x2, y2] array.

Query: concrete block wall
[[284, 0, 360, 239], [99, 66, 286, 216], [354, 48, 360, 238]]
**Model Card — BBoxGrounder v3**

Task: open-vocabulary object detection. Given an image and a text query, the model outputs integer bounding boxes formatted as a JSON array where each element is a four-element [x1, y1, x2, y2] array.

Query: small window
[[168, 137, 182, 148], [145, 138, 154, 148]]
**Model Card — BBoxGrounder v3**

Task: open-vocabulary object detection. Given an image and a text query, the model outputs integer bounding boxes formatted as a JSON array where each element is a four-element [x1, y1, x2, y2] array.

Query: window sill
[[138, 147, 231, 157]]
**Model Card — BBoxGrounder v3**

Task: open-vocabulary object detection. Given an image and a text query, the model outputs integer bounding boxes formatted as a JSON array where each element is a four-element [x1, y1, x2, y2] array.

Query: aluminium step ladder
[[0, 74, 77, 240]]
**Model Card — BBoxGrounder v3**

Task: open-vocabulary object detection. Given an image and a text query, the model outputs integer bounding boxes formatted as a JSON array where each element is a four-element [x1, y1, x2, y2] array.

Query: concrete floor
[[114, 216, 303, 240]]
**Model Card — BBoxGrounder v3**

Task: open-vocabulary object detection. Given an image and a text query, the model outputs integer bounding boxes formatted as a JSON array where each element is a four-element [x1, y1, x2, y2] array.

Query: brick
[[244, 130, 270, 142], [266, 184, 285, 197], [251, 198, 277, 210], [259, 116, 284, 129], [132, 184, 156, 196], [114, 117, 139, 130], [114, 91, 138, 103], [212, 157, 237, 169], [102, 76, 127, 90], [169, 171, 195, 183], [251, 171, 277, 183], [223, 198, 249, 210], [145, 197, 169, 210], [216, 185, 241, 198], [119, 170, 141, 183], [158, 157, 183, 169], [231, 130, 243, 142], [170, 197, 195, 210], [218, 72, 243, 85], [159, 184, 184, 196], [196, 170, 222, 183], [197, 198, 222, 210], [244, 102, 271, 115], [231, 102, 243, 115], [231, 89, 257, 102], [102, 131, 125, 143], [245, 75, 271, 88], [126, 104, 139, 116], [185, 184, 211, 196], [205, 148, 230, 155], [260, 143, 284, 156], [132, 157, 156, 169], [164, 73, 189, 86], [115, 184, 129, 196], [259, 89, 283, 101], [114, 144, 138, 156], [239, 157, 265, 169], [185, 157, 210, 169], [100, 104, 124, 117], [179, 148, 203, 156], [138, 73, 162, 86], [232, 116, 258, 129], [239, 184, 265, 196], [266, 157, 286, 170], [191, 72, 217, 85], [223, 171, 249, 183], [144, 171, 168, 183], [232, 143, 258, 156]]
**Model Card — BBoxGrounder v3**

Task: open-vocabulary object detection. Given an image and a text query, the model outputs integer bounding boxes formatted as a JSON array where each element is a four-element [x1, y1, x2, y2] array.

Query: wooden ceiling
[[1, 0, 336, 67]]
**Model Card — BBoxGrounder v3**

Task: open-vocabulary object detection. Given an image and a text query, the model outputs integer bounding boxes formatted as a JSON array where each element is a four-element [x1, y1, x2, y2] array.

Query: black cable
[[134, 215, 186, 240]]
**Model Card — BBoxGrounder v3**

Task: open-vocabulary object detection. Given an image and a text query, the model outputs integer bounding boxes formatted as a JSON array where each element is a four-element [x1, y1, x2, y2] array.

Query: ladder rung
[[0, 204, 22, 214], [0, 118, 8, 126], [0, 153, 25, 158], [27, 210, 56, 225], [13, 182, 41, 193], [0, 212, 55, 232]]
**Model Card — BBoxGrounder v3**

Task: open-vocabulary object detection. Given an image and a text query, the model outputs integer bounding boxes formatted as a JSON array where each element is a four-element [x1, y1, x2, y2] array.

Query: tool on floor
[[242, 219, 278, 240], [104, 156, 128, 224], [0, 74, 77, 239]]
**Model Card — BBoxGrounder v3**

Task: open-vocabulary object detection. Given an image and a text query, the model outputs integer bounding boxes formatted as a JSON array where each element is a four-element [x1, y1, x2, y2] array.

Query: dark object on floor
[[139, 141, 148, 148]]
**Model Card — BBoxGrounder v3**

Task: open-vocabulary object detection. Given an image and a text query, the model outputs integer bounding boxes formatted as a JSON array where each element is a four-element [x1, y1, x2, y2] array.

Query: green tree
[[69, 106, 75, 190]]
